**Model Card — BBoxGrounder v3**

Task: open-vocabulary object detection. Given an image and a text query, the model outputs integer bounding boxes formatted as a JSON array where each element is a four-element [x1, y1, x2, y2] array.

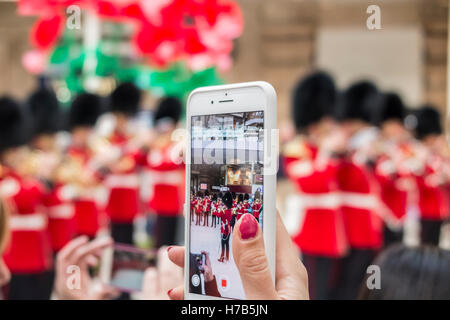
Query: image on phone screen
[[104, 244, 156, 293], [189, 111, 264, 299]]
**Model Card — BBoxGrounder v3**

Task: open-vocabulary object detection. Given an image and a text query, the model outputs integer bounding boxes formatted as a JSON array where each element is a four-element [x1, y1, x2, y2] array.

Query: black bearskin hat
[[292, 71, 337, 130], [415, 106, 442, 140], [337, 81, 381, 124], [154, 97, 182, 125], [222, 192, 233, 209], [110, 82, 141, 116], [27, 87, 61, 136], [244, 193, 250, 201], [212, 194, 218, 201], [376, 92, 405, 125], [68, 93, 103, 130], [0, 97, 30, 153], [238, 194, 244, 203], [231, 191, 236, 199]]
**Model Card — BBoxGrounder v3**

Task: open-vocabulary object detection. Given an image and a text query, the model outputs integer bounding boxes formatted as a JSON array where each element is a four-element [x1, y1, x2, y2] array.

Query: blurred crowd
[[0, 80, 185, 299], [281, 71, 450, 300]]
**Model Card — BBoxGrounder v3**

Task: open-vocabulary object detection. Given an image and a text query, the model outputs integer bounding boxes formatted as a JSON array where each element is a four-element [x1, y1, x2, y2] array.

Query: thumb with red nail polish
[[232, 213, 277, 300]]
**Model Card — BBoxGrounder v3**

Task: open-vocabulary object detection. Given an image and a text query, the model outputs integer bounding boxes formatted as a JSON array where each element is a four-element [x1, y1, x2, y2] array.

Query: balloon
[[22, 50, 47, 75], [30, 14, 64, 50]]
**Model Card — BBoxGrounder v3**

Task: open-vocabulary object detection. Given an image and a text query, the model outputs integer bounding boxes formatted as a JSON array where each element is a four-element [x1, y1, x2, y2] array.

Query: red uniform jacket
[[105, 131, 141, 223], [145, 143, 184, 216], [219, 208, 232, 236], [337, 157, 382, 250], [284, 141, 348, 257], [44, 184, 76, 252], [252, 202, 261, 220], [1, 171, 52, 273], [67, 146, 102, 237], [416, 156, 449, 220]]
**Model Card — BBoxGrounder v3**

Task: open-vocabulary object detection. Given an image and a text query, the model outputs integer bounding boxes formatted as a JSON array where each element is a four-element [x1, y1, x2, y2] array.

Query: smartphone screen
[[101, 244, 156, 293], [189, 111, 264, 299]]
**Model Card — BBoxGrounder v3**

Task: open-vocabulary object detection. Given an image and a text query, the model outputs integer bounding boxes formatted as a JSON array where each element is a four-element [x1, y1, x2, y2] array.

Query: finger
[[168, 285, 184, 300], [232, 214, 277, 300], [142, 267, 159, 299], [57, 236, 89, 264], [72, 236, 113, 264], [275, 211, 309, 299], [167, 246, 184, 268], [85, 254, 99, 267], [158, 247, 184, 295]]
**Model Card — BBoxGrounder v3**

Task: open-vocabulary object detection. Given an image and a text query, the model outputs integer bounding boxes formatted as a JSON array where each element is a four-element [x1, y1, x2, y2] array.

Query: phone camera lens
[[225, 93, 228, 96], [211, 100, 214, 104]]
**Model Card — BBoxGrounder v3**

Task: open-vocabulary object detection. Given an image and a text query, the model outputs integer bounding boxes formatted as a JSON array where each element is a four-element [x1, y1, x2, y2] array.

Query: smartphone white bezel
[[184, 81, 277, 300]]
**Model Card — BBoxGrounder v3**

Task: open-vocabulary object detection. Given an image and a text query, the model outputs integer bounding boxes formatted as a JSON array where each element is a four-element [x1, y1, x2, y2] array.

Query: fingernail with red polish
[[167, 288, 173, 296], [239, 214, 258, 240], [167, 246, 173, 253]]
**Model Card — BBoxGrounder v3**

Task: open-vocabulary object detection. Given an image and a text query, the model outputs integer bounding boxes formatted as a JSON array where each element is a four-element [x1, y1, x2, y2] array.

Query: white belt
[[105, 173, 140, 189], [48, 204, 75, 219], [9, 213, 48, 231], [294, 192, 378, 210], [145, 170, 183, 185]]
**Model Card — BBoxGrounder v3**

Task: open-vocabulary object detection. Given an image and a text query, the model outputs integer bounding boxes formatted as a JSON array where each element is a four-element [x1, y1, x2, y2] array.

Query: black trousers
[[7, 271, 54, 300], [302, 254, 343, 300], [111, 222, 134, 245], [335, 248, 377, 300], [420, 218, 443, 246], [383, 225, 404, 248], [155, 215, 179, 248]]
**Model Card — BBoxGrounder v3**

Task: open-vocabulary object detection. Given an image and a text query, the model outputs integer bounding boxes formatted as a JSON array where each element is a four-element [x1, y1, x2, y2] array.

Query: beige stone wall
[[0, 0, 447, 124]]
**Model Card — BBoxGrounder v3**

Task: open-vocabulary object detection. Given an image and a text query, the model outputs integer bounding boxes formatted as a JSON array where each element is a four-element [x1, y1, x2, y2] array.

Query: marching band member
[[373, 93, 415, 246], [27, 87, 76, 253], [0, 97, 53, 299], [144, 97, 184, 247], [283, 72, 348, 300], [252, 197, 262, 222], [218, 192, 233, 263], [335, 81, 384, 299], [66, 93, 105, 240], [104, 82, 142, 245], [414, 106, 449, 246], [203, 193, 211, 227]]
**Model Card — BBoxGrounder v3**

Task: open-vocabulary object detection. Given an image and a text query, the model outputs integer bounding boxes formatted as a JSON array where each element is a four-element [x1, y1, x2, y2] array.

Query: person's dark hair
[[292, 71, 337, 131], [359, 244, 450, 300]]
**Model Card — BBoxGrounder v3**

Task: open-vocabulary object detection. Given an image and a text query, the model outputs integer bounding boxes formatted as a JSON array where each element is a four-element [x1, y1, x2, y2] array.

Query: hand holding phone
[[184, 82, 277, 300]]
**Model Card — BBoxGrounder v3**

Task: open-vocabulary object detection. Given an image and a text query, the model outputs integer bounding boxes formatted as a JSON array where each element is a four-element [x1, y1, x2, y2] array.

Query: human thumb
[[232, 214, 277, 300]]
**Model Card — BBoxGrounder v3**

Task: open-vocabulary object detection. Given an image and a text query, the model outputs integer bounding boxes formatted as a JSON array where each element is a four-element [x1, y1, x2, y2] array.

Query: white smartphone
[[184, 82, 277, 300]]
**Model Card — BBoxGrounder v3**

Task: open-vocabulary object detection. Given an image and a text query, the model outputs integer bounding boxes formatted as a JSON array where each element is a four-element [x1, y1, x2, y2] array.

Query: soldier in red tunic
[[145, 97, 184, 247], [218, 192, 233, 263], [283, 72, 348, 300], [0, 96, 53, 299], [335, 81, 385, 299], [66, 93, 104, 240], [252, 197, 262, 222], [373, 93, 419, 247], [414, 106, 449, 246], [27, 86, 77, 253], [104, 82, 142, 245], [202, 194, 211, 227]]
